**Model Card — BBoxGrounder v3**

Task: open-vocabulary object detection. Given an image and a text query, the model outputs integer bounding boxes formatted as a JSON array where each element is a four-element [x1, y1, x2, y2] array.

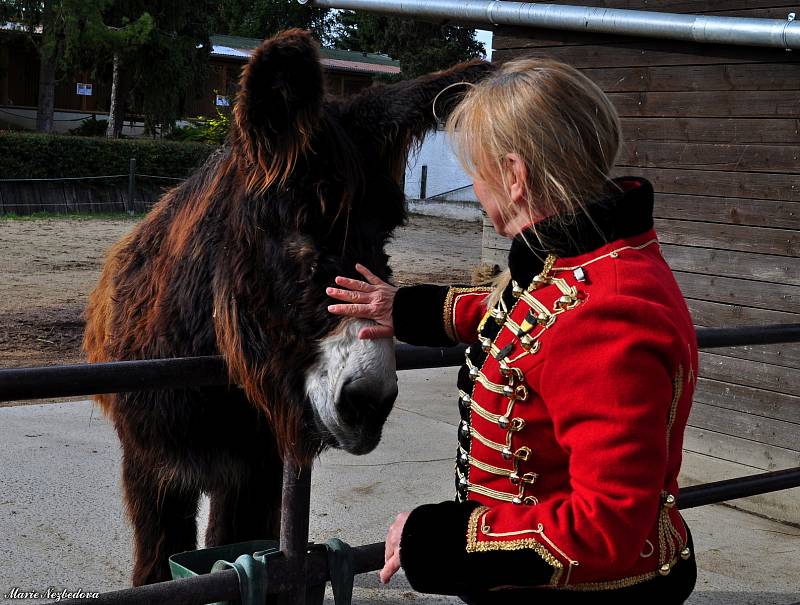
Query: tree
[[211, 0, 334, 45], [99, 0, 215, 137], [333, 11, 485, 79], [0, 0, 150, 133]]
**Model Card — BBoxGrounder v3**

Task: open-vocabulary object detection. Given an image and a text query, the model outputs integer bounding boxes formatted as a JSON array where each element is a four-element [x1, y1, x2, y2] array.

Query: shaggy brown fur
[[84, 29, 492, 586]]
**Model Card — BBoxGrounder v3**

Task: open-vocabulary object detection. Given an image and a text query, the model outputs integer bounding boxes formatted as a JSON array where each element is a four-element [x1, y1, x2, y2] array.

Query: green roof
[[210, 34, 399, 67]]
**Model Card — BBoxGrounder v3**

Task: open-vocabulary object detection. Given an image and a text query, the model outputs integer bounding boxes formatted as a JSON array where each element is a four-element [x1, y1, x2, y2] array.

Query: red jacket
[[393, 179, 698, 601]]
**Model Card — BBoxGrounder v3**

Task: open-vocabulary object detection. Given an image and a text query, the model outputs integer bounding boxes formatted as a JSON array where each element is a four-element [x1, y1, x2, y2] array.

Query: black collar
[[507, 177, 655, 286]]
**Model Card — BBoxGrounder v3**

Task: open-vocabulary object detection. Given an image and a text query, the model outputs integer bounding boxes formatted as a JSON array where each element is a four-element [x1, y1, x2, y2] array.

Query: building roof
[[210, 34, 401, 75]]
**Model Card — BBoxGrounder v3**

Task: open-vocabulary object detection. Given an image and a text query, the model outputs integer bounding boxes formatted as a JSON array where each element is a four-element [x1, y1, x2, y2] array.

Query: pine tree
[[333, 11, 485, 79], [212, 0, 334, 45]]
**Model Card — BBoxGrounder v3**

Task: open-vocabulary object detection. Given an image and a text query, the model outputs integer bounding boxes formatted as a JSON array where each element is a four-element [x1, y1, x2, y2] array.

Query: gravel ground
[[0, 213, 483, 370]]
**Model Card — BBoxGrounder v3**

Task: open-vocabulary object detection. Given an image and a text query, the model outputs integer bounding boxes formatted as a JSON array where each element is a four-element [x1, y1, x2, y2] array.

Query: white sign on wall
[[76, 83, 93, 96]]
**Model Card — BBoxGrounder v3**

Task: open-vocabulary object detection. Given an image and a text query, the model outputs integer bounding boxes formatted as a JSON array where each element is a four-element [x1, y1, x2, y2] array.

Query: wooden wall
[[488, 1, 800, 523]]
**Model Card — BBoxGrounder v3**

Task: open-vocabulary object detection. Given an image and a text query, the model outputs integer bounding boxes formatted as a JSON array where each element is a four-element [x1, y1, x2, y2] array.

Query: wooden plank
[[655, 219, 799, 257], [675, 272, 799, 314], [628, 167, 800, 202], [621, 141, 800, 172], [484, 241, 800, 287], [697, 330, 800, 374], [699, 351, 800, 396], [623, 117, 800, 144], [687, 299, 800, 329], [688, 402, 799, 452], [482, 246, 510, 269], [680, 451, 800, 524], [661, 245, 800, 286], [610, 91, 800, 118], [710, 6, 800, 19], [493, 42, 797, 69], [694, 377, 800, 425], [689, 403, 800, 457], [590, 64, 800, 93], [654, 194, 800, 229], [684, 425, 800, 471]]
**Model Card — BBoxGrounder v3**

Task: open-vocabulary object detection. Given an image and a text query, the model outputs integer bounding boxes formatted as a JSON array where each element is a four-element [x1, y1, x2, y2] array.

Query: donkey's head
[[217, 29, 491, 461]]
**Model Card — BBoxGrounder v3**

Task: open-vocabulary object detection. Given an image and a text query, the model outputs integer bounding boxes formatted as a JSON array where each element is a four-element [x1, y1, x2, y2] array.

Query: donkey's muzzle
[[339, 376, 398, 429]]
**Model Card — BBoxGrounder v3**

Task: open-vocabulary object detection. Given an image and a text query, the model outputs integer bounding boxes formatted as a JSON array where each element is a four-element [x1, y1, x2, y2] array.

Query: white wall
[[0, 106, 147, 136], [404, 130, 475, 200]]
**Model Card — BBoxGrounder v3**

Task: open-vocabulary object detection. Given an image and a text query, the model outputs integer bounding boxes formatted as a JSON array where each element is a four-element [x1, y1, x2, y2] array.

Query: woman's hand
[[379, 512, 410, 584], [327, 263, 398, 340]]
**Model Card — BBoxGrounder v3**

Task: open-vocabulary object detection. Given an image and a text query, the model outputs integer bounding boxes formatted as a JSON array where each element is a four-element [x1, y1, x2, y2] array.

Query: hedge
[[0, 133, 218, 179]]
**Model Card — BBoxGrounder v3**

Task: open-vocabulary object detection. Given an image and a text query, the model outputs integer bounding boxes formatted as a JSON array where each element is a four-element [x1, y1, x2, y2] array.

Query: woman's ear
[[504, 153, 529, 209]]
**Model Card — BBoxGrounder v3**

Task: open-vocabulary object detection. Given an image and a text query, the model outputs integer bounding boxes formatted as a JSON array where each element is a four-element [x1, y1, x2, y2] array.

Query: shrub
[[68, 116, 110, 137], [167, 109, 231, 146], [0, 132, 217, 179]]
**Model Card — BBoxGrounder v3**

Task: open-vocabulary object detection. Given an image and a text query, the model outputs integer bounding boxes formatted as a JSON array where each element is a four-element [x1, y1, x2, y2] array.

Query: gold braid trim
[[469, 454, 515, 478], [466, 507, 564, 586], [666, 365, 684, 451], [443, 287, 491, 342]]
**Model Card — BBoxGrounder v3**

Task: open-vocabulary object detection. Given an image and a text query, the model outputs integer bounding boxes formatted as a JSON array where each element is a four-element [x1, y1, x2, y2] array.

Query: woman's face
[[474, 176, 511, 236]]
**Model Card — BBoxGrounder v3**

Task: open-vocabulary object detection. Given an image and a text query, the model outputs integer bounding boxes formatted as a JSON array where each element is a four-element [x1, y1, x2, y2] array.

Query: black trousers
[[460, 529, 697, 605]]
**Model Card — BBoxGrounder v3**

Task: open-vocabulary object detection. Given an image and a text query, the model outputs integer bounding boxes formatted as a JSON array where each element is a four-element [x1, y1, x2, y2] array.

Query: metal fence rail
[[2, 325, 799, 402], [53, 466, 800, 605], [2, 323, 798, 604]]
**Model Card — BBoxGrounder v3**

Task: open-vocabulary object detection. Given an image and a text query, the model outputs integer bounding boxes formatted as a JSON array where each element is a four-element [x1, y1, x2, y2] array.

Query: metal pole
[[278, 454, 313, 605], [298, 0, 800, 50], [420, 165, 427, 200], [127, 157, 136, 215], [3, 326, 800, 403], [678, 466, 800, 509]]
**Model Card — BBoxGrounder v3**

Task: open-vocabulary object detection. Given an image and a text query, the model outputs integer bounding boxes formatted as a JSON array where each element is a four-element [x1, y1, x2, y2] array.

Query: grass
[[0, 211, 146, 221]]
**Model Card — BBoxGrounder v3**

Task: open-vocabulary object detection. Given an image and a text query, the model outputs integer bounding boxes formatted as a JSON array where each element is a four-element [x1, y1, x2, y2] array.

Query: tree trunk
[[106, 52, 123, 138], [36, 46, 57, 133]]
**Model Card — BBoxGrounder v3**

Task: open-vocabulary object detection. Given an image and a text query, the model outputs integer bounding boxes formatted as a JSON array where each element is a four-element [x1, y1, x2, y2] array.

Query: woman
[[326, 58, 698, 603]]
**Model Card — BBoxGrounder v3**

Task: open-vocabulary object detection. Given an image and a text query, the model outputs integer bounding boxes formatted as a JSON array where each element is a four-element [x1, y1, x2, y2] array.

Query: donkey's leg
[[122, 454, 200, 586], [205, 463, 283, 548]]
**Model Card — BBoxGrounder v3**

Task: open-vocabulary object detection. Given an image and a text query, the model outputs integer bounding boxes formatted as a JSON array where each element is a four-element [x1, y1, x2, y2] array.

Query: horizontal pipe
[[53, 468, 800, 604], [2, 325, 800, 402], [57, 543, 385, 605], [299, 0, 800, 49], [677, 466, 800, 509], [0, 344, 468, 402], [696, 323, 800, 349]]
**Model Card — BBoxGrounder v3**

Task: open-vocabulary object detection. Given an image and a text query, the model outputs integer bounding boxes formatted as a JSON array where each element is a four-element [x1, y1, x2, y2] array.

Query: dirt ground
[[0, 214, 482, 369]]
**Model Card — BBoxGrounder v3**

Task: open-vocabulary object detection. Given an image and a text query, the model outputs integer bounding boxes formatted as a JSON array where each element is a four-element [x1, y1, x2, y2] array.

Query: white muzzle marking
[[304, 318, 397, 451]]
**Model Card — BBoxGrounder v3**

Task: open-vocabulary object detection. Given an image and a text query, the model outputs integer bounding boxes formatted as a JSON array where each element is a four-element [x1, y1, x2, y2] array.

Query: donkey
[[83, 29, 491, 586]]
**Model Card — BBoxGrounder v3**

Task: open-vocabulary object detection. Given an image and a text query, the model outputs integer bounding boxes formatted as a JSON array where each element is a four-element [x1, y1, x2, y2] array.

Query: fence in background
[[0, 159, 185, 215]]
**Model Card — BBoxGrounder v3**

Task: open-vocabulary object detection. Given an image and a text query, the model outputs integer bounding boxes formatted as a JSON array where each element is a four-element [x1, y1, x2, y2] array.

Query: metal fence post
[[419, 165, 427, 200], [127, 158, 136, 215], [278, 453, 314, 605]]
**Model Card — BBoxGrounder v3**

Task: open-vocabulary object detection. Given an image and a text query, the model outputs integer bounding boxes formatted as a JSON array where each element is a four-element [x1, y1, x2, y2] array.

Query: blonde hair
[[447, 58, 622, 302]]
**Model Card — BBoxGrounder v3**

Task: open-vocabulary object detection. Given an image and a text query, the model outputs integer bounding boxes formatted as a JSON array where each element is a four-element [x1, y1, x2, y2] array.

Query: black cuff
[[393, 285, 454, 346], [399, 500, 553, 596], [400, 500, 481, 595]]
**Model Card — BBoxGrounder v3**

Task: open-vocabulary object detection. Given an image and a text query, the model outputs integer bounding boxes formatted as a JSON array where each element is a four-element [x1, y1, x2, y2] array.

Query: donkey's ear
[[233, 29, 324, 193], [340, 60, 495, 181]]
